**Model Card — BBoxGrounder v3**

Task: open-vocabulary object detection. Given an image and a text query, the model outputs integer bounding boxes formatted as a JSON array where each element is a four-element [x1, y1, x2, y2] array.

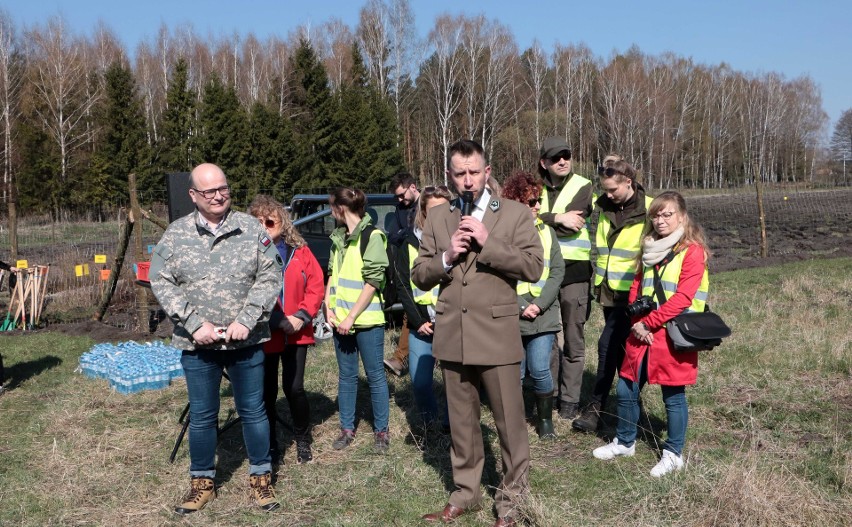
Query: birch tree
[[0, 10, 21, 256], [28, 17, 99, 193], [423, 15, 464, 182]]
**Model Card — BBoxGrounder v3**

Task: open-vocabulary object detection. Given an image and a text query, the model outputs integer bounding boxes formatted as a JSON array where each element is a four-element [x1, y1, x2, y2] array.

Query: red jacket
[[264, 245, 325, 353], [621, 243, 706, 386]]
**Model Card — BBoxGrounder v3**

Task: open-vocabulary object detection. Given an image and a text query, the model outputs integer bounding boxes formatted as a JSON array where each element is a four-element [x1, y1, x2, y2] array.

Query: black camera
[[626, 295, 655, 317]]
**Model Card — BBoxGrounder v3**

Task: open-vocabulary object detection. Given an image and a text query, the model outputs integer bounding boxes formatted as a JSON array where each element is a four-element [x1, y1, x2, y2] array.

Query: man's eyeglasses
[[394, 188, 409, 200], [192, 185, 230, 200], [549, 151, 571, 163], [527, 197, 542, 207], [653, 211, 676, 220]]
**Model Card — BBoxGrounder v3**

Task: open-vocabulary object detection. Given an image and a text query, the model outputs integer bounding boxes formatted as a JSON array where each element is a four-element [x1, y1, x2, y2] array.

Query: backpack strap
[[357, 224, 386, 308], [359, 224, 376, 259]]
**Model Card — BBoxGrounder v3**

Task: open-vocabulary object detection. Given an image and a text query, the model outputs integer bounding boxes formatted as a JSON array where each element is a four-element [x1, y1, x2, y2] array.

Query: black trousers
[[590, 306, 630, 407], [263, 345, 311, 446]]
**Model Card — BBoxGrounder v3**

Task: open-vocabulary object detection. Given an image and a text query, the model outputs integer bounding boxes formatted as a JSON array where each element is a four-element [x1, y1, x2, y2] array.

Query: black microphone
[[459, 191, 479, 253], [460, 191, 474, 217]]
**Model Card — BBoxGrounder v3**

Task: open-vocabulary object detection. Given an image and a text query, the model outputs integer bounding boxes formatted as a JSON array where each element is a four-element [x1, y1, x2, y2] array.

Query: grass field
[[0, 258, 849, 526]]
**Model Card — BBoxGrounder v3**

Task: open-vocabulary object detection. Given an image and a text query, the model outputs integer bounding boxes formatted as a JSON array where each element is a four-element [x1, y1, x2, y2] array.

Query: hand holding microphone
[[457, 191, 486, 253]]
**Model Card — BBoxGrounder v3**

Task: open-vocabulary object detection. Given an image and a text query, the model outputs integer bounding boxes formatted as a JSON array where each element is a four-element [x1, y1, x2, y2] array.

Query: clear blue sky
[[7, 0, 851, 136]]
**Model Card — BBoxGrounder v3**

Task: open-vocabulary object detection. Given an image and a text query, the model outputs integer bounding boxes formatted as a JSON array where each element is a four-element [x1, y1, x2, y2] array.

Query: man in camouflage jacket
[[149, 163, 284, 514]]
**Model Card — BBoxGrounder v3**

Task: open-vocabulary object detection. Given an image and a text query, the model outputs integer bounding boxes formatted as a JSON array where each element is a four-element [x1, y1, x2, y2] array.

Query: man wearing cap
[[536, 137, 594, 421]]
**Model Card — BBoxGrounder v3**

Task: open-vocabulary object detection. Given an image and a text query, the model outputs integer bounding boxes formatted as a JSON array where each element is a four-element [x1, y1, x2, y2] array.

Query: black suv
[[290, 193, 399, 281]]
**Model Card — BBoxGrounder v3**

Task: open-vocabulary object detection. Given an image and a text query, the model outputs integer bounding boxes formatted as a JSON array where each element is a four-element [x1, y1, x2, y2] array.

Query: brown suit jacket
[[412, 196, 543, 366]]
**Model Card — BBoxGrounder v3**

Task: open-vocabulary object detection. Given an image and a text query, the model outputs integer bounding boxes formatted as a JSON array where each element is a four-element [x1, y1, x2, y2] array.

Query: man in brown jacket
[[413, 140, 543, 527]]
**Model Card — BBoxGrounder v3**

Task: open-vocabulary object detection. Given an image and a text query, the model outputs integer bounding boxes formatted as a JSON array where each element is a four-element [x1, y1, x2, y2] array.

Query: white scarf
[[642, 226, 684, 267]]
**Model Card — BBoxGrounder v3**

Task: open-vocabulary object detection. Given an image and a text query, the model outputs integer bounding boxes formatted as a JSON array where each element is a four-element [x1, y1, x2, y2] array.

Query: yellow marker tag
[[16, 260, 28, 269], [94, 255, 107, 264], [75, 265, 84, 277], [83, 264, 90, 276]]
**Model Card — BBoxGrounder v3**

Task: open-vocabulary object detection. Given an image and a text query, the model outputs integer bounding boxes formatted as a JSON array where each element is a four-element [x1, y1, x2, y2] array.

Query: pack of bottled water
[[78, 341, 184, 394]]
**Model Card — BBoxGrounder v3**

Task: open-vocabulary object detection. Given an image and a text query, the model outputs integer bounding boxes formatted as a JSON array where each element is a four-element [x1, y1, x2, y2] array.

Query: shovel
[[36, 265, 49, 325], [1, 279, 14, 330]]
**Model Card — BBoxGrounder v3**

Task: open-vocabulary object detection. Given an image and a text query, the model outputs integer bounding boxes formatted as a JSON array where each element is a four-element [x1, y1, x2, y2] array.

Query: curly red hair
[[501, 171, 542, 204]]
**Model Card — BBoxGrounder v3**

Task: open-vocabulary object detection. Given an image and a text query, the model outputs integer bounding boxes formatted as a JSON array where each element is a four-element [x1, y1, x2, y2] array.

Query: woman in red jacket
[[249, 195, 324, 465], [592, 191, 711, 477]]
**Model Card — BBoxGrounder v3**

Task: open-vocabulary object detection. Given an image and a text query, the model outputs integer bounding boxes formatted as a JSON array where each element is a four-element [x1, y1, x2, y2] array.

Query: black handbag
[[652, 264, 731, 352]]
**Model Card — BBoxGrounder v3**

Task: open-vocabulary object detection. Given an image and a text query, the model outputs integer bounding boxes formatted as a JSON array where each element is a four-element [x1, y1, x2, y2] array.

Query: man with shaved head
[[150, 163, 284, 514]]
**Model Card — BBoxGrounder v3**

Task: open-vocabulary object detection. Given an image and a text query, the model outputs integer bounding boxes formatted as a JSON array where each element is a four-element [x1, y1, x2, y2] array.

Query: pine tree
[[88, 62, 150, 206], [247, 101, 297, 199], [289, 39, 340, 191], [195, 74, 249, 191], [336, 44, 405, 191], [159, 58, 195, 173]]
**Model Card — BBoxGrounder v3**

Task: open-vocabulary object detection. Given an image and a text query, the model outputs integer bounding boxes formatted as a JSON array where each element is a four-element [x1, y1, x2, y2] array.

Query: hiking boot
[[383, 356, 407, 376], [572, 402, 601, 433], [535, 394, 556, 440], [374, 430, 390, 453], [332, 429, 355, 450], [174, 476, 216, 515], [295, 436, 313, 464], [249, 472, 279, 511], [650, 449, 684, 477], [558, 402, 579, 420], [593, 438, 636, 460]]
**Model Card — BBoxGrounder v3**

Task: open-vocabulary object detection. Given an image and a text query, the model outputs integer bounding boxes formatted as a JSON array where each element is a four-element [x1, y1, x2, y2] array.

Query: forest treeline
[[0, 0, 839, 217]]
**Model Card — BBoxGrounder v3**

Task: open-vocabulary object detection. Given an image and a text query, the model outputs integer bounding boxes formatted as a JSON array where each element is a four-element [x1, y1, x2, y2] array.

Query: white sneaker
[[593, 438, 636, 460], [650, 449, 684, 477]]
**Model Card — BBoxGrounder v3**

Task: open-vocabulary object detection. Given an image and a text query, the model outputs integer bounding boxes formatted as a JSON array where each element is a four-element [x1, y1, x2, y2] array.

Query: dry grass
[[0, 258, 850, 526]]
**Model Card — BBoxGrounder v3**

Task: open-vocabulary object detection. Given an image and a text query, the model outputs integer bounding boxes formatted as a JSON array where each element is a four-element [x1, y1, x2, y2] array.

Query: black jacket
[[393, 231, 431, 330]]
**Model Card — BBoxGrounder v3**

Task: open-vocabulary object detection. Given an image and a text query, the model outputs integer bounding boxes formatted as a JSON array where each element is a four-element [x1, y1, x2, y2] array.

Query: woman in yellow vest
[[502, 172, 565, 440], [394, 185, 452, 428], [593, 191, 711, 478], [574, 157, 653, 433], [325, 187, 391, 453]]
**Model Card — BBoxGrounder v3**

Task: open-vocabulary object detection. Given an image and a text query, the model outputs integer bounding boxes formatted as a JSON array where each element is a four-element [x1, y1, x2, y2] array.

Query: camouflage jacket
[[149, 209, 283, 350]]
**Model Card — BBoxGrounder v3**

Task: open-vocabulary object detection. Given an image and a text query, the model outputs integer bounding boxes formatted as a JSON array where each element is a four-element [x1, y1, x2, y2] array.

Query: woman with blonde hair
[[592, 191, 711, 477], [394, 185, 453, 428], [573, 156, 652, 434], [248, 195, 324, 464]]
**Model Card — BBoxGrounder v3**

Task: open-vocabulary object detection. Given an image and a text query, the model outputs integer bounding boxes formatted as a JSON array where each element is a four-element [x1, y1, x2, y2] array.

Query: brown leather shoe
[[383, 356, 407, 376], [492, 516, 517, 527], [422, 503, 467, 523]]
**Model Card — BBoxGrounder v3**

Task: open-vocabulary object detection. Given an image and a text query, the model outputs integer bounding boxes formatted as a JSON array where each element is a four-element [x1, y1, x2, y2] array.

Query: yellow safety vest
[[328, 229, 386, 327], [594, 195, 654, 292], [409, 243, 439, 306], [640, 248, 709, 312], [517, 220, 552, 298], [540, 174, 592, 261]]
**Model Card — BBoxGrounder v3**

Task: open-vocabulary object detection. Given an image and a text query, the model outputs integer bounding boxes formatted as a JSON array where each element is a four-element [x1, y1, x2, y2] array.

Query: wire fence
[[0, 186, 850, 332]]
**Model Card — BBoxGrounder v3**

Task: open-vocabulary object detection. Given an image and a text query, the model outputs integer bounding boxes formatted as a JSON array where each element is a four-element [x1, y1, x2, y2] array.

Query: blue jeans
[[615, 352, 688, 455], [334, 326, 389, 432], [181, 345, 272, 478], [408, 331, 447, 424], [520, 333, 555, 394]]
